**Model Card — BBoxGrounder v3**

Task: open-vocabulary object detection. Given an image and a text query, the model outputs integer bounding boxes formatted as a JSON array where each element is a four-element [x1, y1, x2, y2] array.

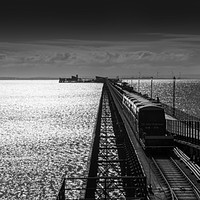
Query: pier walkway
[[57, 80, 200, 200]]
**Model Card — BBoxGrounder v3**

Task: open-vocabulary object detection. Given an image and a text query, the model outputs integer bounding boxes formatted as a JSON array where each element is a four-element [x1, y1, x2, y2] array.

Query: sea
[[0, 79, 200, 199], [0, 81, 103, 200], [125, 79, 200, 118]]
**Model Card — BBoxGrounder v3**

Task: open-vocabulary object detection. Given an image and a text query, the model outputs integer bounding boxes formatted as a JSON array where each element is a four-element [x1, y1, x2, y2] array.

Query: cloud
[[1, 37, 195, 65], [46, 52, 72, 63], [0, 36, 199, 77], [20, 48, 193, 70], [87, 49, 193, 65], [0, 54, 6, 60]]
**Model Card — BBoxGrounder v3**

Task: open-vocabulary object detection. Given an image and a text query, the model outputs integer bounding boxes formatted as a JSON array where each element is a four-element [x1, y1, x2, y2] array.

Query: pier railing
[[62, 176, 147, 199], [57, 83, 147, 199], [167, 119, 200, 146]]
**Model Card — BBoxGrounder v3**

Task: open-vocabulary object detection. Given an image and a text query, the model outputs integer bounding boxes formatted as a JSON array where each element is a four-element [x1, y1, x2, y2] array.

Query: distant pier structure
[[59, 75, 83, 83], [59, 75, 119, 83]]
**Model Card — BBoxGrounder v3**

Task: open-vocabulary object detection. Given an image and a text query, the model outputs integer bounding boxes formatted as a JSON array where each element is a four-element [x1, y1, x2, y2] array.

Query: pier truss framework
[[57, 84, 147, 200]]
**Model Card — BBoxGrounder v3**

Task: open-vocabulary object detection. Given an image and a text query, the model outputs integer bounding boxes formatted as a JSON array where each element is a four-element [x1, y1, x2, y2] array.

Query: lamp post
[[150, 77, 153, 99], [138, 72, 141, 93], [172, 76, 176, 116], [131, 77, 133, 88]]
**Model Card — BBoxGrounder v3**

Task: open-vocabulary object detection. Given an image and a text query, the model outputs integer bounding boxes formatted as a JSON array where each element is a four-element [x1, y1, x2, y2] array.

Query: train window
[[139, 110, 165, 123]]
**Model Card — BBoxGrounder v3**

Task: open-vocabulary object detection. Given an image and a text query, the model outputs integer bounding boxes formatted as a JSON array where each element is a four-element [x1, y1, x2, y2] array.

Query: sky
[[1, 0, 200, 78]]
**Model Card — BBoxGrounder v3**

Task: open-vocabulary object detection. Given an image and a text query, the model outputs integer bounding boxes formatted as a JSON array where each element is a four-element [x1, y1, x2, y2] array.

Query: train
[[112, 82, 174, 151]]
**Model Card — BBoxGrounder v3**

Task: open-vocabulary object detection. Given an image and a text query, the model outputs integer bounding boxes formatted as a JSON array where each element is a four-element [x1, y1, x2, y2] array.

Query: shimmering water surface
[[125, 79, 200, 118], [0, 81, 103, 199], [1, 79, 200, 199]]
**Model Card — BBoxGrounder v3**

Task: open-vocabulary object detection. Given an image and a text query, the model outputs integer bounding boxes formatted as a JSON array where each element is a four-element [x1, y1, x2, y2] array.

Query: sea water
[[0, 80, 103, 199], [126, 79, 200, 118]]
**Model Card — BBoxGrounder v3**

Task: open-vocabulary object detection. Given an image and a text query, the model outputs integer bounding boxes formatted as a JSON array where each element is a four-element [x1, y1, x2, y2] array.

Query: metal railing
[[56, 83, 148, 200], [166, 119, 200, 146], [58, 176, 147, 200]]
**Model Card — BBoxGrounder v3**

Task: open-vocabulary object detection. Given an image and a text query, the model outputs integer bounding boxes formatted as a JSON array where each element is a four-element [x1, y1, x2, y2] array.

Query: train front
[[138, 106, 174, 151]]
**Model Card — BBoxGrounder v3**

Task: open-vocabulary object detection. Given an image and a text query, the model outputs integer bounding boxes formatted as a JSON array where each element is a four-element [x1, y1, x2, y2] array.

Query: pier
[[57, 79, 200, 200]]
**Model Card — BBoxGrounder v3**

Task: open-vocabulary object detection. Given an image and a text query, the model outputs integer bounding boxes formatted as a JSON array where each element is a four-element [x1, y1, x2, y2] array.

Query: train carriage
[[122, 90, 174, 151]]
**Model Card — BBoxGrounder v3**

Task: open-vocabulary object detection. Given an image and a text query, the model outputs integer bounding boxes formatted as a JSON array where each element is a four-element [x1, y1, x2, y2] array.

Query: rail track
[[152, 156, 200, 200]]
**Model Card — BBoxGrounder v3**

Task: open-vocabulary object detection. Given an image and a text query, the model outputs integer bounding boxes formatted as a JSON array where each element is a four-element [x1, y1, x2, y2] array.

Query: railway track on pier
[[152, 157, 200, 200]]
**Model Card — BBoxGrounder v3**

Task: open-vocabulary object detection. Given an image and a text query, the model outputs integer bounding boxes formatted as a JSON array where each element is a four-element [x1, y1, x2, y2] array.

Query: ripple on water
[[0, 81, 103, 199], [126, 79, 200, 118]]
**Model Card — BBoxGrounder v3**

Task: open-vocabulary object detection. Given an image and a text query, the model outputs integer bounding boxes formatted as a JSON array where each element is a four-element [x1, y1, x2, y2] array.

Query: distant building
[[59, 75, 83, 83]]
